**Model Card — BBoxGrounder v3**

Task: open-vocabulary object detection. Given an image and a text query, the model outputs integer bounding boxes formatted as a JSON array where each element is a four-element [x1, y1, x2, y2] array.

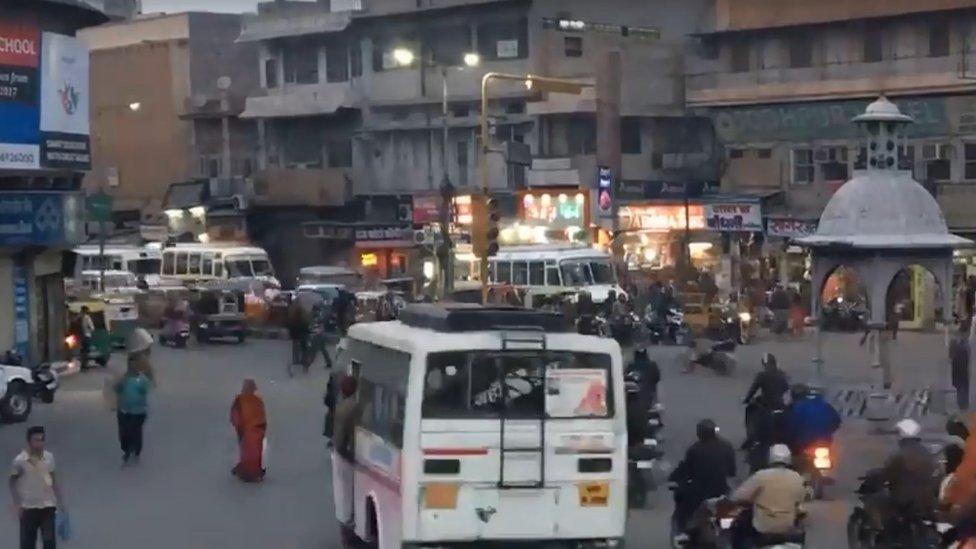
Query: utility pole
[[596, 51, 622, 262], [439, 67, 455, 297]]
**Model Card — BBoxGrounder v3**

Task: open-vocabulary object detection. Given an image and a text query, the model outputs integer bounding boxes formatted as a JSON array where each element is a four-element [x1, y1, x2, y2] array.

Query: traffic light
[[470, 195, 488, 259], [485, 197, 500, 257]]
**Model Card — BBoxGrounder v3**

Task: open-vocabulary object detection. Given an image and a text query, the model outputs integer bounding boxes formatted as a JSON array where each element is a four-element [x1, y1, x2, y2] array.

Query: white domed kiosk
[[797, 96, 972, 410]]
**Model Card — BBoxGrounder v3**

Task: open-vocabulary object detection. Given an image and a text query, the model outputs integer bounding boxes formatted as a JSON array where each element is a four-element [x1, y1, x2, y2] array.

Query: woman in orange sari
[[230, 379, 267, 482]]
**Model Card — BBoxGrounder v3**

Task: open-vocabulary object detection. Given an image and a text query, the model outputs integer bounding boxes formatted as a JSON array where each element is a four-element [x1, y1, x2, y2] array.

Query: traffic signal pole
[[479, 72, 592, 304]]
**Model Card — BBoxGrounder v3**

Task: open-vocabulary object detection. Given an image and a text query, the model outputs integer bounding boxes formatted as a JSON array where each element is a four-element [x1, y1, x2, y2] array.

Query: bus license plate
[[577, 481, 609, 507]]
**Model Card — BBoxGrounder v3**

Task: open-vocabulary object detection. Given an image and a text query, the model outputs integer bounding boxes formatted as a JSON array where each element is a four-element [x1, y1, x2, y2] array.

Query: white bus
[[487, 245, 625, 303], [333, 304, 627, 548], [160, 243, 279, 287], [72, 245, 163, 287]]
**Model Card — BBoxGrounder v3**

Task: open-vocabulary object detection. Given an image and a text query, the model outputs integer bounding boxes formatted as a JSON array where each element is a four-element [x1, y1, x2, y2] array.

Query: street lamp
[[392, 48, 482, 298], [128, 102, 141, 112]]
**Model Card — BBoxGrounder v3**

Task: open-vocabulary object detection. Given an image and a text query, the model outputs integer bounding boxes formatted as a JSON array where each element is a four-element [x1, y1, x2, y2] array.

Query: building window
[[854, 146, 867, 170], [328, 139, 353, 168], [863, 23, 884, 63], [566, 116, 596, 155], [730, 40, 750, 72], [965, 143, 976, 180], [700, 37, 719, 60], [477, 18, 528, 60], [264, 58, 278, 89], [457, 139, 469, 186], [429, 25, 473, 66], [283, 40, 319, 84], [326, 41, 349, 83], [923, 143, 953, 182], [372, 36, 419, 71], [757, 148, 772, 159], [505, 102, 525, 115], [564, 36, 583, 58], [792, 148, 814, 184], [651, 152, 663, 169], [728, 148, 744, 159], [898, 145, 915, 172], [621, 117, 641, 154], [350, 41, 362, 78], [282, 119, 324, 168], [929, 20, 950, 58], [787, 32, 812, 68], [818, 147, 848, 181]]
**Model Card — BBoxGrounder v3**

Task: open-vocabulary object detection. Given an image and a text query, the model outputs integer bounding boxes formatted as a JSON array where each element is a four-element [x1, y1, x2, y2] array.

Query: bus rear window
[[422, 351, 613, 419]]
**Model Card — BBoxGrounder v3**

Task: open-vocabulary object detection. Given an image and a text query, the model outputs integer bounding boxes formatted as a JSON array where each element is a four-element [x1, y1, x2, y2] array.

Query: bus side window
[[487, 261, 496, 283], [214, 260, 224, 278], [175, 252, 188, 275], [112, 258, 123, 270], [202, 253, 214, 276], [162, 253, 175, 275], [188, 253, 201, 275], [545, 263, 561, 286], [496, 262, 512, 284], [512, 262, 528, 286], [529, 261, 545, 286]]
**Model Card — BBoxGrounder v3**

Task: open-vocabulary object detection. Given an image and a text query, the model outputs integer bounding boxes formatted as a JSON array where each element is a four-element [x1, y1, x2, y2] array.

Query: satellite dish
[[191, 94, 207, 108], [216, 76, 232, 90]]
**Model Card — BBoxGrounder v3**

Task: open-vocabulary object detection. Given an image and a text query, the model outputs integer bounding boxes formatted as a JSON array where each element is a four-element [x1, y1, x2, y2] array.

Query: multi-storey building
[[0, 0, 106, 361], [687, 0, 976, 322], [79, 12, 260, 237], [240, 0, 731, 284]]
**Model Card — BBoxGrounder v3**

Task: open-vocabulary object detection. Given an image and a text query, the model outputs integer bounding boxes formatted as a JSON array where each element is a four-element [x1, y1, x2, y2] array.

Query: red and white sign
[[0, 22, 39, 68], [412, 195, 441, 225], [704, 203, 763, 232]]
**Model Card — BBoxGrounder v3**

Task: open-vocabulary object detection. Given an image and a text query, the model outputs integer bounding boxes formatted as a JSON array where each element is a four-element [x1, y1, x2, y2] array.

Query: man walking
[[79, 306, 94, 367], [114, 328, 154, 465], [9, 426, 66, 549]]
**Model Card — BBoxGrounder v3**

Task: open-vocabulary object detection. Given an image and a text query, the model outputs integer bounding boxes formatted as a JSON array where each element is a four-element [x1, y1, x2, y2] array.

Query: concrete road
[[0, 330, 951, 548]]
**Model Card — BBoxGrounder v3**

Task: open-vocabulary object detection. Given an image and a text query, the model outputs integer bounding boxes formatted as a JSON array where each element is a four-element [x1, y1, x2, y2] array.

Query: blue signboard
[[0, 192, 85, 246], [12, 261, 30, 362]]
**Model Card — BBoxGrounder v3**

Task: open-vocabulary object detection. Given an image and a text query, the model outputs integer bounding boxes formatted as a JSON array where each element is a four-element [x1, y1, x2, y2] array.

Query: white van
[[488, 245, 625, 303], [333, 304, 627, 548], [72, 245, 163, 287], [160, 243, 279, 287]]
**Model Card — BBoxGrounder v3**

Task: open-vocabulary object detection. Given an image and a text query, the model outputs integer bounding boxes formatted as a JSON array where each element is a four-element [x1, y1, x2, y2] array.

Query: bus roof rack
[[399, 303, 567, 333]]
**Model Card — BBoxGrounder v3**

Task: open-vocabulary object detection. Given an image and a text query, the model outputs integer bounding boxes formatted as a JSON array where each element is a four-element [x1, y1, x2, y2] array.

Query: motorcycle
[[628, 440, 662, 509], [794, 442, 834, 500], [738, 311, 754, 345], [670, 494, 742, 549], [610, 311, 641, 347], [821, 296, 867, 332], [743, 400, 788, 473], [159, 316, 190, 348], [646, 306, 690, 345], [691, 339, 737, 376], [847, 469, 946, 548]]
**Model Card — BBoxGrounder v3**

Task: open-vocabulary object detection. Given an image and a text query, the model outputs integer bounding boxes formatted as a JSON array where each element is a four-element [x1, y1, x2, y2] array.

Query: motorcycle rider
[[631, 348, 661, 403], [669, 419, 737, 542], [576, 291, 599, 336], [742, 353, 790, 447], [784, 384, 841, 456], [730, 444, 806, 549], [871, 419, 939, 534]]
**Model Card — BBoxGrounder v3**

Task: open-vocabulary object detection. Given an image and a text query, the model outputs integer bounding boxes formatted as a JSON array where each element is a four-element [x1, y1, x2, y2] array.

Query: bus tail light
[[422, 483, 459, 509]]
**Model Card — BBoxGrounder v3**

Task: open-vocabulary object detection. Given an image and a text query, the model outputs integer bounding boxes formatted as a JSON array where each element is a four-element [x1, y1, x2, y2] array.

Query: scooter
[[646, 306, 690, 345], [159, 317, 190, 348], [738, 311, 754, 345], [691, 340, 737, 376], [794, 442, 834, 500], [847, 469, 946, 548]]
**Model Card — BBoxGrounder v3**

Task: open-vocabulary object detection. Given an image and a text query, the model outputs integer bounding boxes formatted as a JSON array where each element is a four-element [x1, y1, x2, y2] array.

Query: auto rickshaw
[[190, 287, 247, 343], [65, 300, 112, 367]]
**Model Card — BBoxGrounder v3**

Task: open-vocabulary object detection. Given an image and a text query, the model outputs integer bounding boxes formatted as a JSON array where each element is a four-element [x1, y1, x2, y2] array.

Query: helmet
[[696, 419, 718, 441], [761, 353, 777, 369], [768, 444, 792, 466], [126, 327, 154, 355], [896, 418, 922, 440]]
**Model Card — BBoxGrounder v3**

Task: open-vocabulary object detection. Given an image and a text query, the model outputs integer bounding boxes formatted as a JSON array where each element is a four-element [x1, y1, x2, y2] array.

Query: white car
[[0, 357, 59, 423]]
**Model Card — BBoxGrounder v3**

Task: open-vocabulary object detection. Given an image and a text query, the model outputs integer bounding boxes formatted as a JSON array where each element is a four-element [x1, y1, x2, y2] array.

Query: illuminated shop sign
[[618, 205, 705, 232], [521, 191, 586, 227]]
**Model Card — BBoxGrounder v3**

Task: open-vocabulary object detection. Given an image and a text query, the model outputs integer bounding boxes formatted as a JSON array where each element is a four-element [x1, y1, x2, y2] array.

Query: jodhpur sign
[[710, 97, 947, 143], [704, 203, 763, 232], [0, 192, 84, 246]]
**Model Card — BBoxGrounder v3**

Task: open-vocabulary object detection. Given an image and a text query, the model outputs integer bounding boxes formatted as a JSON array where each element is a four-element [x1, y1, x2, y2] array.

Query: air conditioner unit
[[397, 204, 413, 222], [413, 229, 433, 246], [922, 144, 952, 160]]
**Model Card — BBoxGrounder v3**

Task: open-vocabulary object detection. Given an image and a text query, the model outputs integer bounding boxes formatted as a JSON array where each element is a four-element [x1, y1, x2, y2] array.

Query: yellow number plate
[[577, 481, 609, 507]]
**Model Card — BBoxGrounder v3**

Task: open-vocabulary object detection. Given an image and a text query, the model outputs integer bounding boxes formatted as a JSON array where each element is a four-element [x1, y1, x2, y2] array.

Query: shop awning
[[355, 240, 415, 249]]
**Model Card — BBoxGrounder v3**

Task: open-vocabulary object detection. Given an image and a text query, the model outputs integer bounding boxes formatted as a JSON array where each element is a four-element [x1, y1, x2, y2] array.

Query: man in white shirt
[[9, 426, 66, 549]]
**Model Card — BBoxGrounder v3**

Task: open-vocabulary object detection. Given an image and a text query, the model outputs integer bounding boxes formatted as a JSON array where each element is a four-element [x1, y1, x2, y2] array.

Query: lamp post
[[479, 73, 592, 302], [393, 49, 480, 298]]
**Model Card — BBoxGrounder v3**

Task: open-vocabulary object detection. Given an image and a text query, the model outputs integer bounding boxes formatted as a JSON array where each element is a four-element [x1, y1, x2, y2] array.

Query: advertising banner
[[0, 21, 40, 155], [767, 217, 818, 239], [39, 32, 90, 170], [703, 203, 763, 232], [545, 369, 608, 418], [412, 195, 441, 225], [0, 192, 85, 246]]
